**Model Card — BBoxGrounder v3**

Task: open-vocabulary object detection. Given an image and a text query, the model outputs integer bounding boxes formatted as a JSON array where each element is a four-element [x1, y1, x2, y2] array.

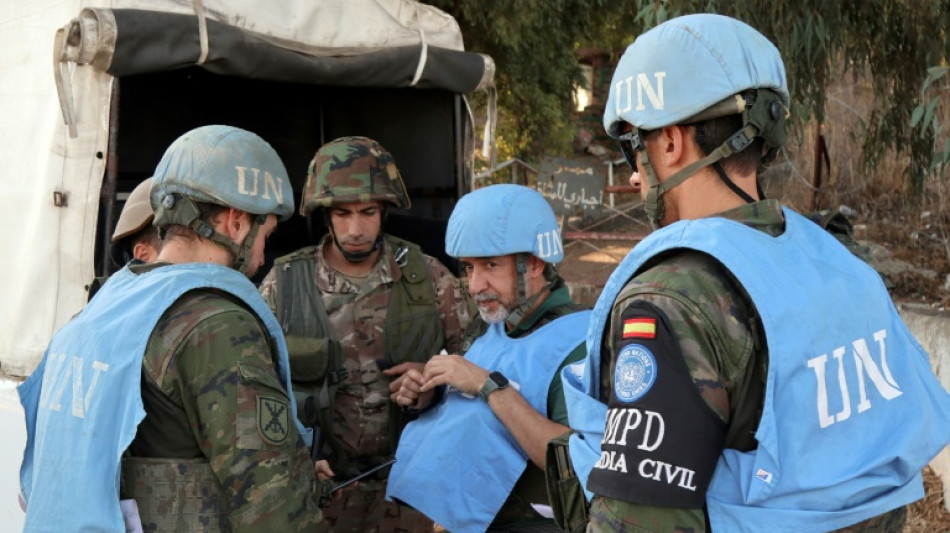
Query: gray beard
[[475, 293, 511, 324], [478, 305, 510, 324]]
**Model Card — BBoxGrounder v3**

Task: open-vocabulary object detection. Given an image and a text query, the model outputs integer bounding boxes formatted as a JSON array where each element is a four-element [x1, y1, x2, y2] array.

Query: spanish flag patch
[[622, 318, 656, 339]]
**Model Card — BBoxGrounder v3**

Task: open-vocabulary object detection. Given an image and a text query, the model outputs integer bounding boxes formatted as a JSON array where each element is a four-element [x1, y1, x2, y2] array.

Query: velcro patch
[[622, 318, 656, 339], [613, 343, 657, 402], [258, 397, 289, 444]]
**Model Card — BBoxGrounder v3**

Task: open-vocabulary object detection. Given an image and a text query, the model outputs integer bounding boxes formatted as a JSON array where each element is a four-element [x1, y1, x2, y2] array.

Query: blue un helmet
[[151, 125, 295, 274], [447, 184, 563, 325], [603, 14, 789, 228], [446, 183, 563, 262]]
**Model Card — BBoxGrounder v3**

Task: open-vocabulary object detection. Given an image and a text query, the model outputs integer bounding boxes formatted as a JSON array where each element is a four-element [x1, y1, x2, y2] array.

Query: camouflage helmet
[[151, 125, 295, 223], [299, 136, 411, 216]]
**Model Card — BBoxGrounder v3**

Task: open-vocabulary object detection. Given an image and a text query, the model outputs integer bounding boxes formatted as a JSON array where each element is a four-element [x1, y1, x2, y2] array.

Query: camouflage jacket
[[259, 234, 471, 463], [590, 200, 904, 532], [125, 264, 322, 532]]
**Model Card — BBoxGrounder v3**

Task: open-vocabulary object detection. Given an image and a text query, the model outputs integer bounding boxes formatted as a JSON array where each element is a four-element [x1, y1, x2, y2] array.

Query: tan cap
[[112, 178, 155, 243]]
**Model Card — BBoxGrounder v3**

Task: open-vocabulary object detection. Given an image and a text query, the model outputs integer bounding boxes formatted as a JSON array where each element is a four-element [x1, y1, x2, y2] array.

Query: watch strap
[[479, 371, 508, 401]]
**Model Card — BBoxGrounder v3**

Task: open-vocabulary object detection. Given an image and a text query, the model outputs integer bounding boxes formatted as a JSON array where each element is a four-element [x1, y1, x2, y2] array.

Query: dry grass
[[768, 78, 950, 308], [906, 467, 950, 532]]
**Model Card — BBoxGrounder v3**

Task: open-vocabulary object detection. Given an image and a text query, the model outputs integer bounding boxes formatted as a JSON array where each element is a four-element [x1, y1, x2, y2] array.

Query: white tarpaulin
[[103, 0, 467, 53], [0, 0, 494, 378]]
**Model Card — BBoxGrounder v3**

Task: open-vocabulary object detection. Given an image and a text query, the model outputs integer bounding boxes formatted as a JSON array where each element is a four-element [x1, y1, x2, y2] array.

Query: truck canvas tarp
[[0, 0, 496, 378]]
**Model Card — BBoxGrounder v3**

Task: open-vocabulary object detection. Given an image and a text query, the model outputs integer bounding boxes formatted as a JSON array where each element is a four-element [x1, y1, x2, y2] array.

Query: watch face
[[490, 371, 509, 388]]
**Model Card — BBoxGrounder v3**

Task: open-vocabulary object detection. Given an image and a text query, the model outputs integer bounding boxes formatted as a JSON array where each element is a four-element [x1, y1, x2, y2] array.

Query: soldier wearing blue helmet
[[386, 184, 592, 532], [19, 125, 326, 532], [563, 13, 950, 533]]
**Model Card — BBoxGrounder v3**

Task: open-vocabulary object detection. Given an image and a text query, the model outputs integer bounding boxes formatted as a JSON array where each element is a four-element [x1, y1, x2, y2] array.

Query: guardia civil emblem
[[613, 344, 657, 402], [258, 397, 289, 444]]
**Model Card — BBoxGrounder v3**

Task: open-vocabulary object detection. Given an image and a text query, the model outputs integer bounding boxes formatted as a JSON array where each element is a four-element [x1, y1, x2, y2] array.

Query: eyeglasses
[[617, 129, 649, 170]]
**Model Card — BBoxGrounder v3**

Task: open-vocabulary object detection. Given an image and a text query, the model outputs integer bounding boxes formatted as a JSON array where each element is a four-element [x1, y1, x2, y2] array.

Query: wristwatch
[[479, 371, 510, 402]]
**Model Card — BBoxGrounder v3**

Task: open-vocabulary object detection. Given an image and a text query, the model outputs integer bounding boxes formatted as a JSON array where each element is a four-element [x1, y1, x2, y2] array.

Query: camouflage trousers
[[587, 496, 908, 533], [319, 479, 433, 533]]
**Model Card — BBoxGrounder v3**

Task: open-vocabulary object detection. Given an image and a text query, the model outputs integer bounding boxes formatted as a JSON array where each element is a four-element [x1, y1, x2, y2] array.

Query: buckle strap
[[329, 367, 348, 384]]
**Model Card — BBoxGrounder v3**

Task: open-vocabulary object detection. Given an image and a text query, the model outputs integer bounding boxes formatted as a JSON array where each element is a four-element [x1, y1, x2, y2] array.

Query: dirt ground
[[556, 196, 950, 531]]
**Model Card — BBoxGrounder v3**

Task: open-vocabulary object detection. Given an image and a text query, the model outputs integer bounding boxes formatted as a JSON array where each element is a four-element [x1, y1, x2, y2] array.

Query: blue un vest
[[386, 311, 590, 533], [18, 263, 307, 533], [564, 208, 950, 531]]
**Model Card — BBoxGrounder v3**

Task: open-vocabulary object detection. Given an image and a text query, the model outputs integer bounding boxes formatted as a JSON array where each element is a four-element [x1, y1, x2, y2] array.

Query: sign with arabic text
[[536, 156, 606, 216]]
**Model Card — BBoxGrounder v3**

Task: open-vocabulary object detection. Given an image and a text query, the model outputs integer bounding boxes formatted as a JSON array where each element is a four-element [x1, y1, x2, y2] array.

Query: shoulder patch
[[257, 397, 289, 444], [613, 343, 657, 402]]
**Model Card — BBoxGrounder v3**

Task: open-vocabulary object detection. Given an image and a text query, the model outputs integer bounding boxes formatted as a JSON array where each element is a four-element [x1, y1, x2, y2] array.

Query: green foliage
[[427, 0, 950, 194], [912, 67, 950, 178], [424, 0, 610, 162]]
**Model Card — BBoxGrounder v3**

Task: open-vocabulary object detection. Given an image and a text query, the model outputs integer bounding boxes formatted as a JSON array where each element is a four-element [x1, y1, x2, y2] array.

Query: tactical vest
[[273, 236, 444, 472], [121, 457, 228, 531]]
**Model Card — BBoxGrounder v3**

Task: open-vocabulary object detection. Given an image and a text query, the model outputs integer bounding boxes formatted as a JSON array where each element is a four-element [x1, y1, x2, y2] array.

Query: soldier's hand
[[384, 362, 425, 393], [421, 354, 488, 396], [314, 459, 334, 481], [393, 367, 436, 408], [313, 461, 345, 507]]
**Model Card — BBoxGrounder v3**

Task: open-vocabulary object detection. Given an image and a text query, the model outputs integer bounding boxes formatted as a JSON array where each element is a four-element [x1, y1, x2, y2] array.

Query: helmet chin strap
[[504, 254, 555, 329], [640, 122, 763, 229], [155, 194, 263, 275], [638, 89, 787, 228], [332, 230, 384, 263], [199, 215, 264, 275], [640, 153, 666, 230], [232, 218, 264, 274], [322, 209, 385, 263], [696, 122, 763, 204]]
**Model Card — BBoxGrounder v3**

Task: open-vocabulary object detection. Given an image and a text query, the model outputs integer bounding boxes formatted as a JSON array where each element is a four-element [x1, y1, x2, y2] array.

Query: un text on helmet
[[615, 73, 667, 115], [236, 166, 283, 205]]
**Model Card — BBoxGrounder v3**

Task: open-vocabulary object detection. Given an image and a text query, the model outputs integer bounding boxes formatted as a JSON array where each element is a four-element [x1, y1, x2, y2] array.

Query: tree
[[429, 0, 950, 194], [424, 0, 610, 161]]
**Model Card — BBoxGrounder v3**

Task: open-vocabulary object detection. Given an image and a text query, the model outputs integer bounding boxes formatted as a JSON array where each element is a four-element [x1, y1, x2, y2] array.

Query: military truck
[[0, 0, 495, 377]]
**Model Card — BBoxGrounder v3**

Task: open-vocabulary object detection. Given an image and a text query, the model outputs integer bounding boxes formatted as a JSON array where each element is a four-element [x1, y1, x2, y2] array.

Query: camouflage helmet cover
[[150, 125, 295, 222], [299, 136, 411, 216]]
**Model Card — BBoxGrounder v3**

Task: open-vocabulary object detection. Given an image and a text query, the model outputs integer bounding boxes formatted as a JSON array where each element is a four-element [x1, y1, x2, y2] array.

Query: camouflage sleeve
[[591, 250, 758, 532], [258, 266, 278, 313], [425, 256, 472, 354], [154, 294, 321, 531]]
